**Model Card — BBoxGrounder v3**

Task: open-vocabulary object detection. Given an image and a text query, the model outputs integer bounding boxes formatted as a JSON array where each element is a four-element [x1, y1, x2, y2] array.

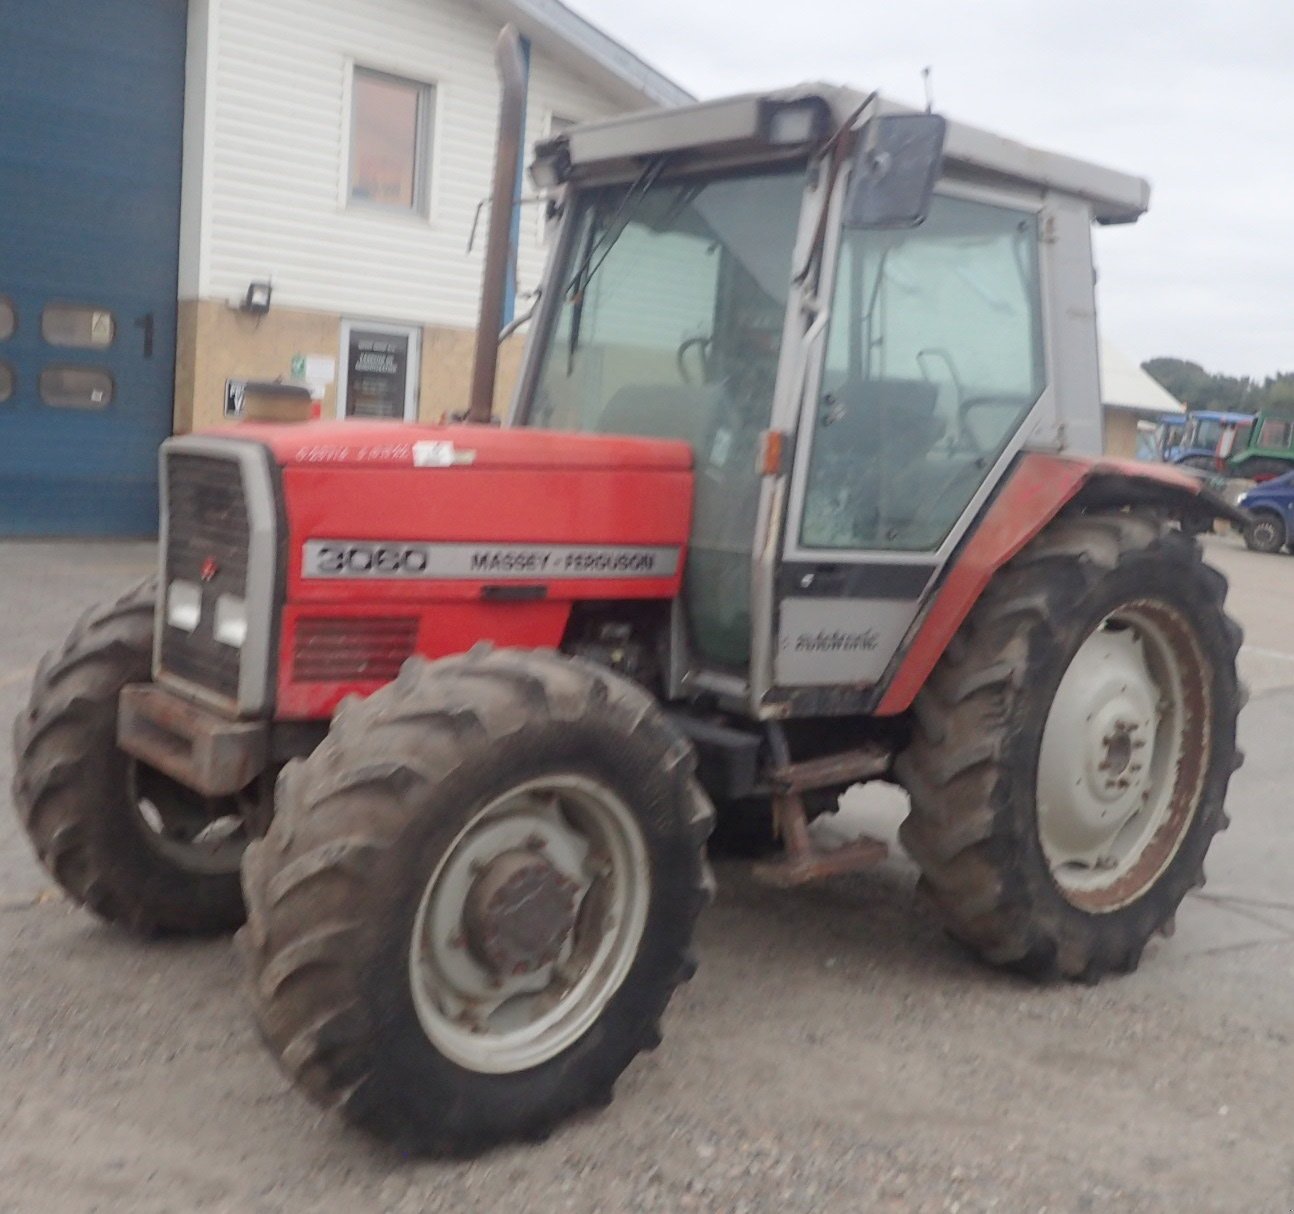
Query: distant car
[[1237, 471, 1294, 553]]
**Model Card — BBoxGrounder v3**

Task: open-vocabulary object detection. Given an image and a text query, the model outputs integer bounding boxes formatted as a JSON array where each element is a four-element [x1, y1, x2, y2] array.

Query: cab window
[[803, 194, 1046, 552]]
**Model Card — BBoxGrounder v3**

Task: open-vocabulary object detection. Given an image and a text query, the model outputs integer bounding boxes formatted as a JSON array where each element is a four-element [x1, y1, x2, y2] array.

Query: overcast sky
[[575, 0, 1293, 379]]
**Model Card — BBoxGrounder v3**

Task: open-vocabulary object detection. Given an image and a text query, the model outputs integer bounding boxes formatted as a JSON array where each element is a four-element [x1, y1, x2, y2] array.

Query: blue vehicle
[[1153, 414, 1186, 461], [1171, 410, 1254, 471], [1238, 471, 1294, 553]]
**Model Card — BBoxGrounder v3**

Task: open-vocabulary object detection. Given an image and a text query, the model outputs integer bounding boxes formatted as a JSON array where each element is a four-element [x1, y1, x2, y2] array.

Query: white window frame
[[336, 319, 422, 421], [347, 65, 436, 218]]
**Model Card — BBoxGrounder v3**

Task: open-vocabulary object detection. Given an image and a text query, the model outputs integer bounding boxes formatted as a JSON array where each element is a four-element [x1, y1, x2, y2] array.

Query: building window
[[349, 67, 433, 214], [42, 302, 115, 348], [39, 366, 114, 409]]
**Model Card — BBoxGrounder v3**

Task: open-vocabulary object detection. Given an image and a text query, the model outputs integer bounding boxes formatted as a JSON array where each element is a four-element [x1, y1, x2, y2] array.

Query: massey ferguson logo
[[302, 541, 681, 581]]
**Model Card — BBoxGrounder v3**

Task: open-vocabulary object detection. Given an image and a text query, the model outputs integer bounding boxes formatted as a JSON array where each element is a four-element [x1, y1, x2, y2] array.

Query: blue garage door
[[0, 0, 186, 536]]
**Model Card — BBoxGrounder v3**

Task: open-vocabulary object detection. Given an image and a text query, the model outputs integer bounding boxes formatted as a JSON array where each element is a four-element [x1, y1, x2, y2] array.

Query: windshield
[[522, 164, 807, 670], [1186, 418, 1223, 450], [524, 164, 805, 442]]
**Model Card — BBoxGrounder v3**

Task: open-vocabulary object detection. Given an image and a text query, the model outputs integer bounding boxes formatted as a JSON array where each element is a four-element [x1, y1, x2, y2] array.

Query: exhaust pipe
[[466, 24, 527, 424]]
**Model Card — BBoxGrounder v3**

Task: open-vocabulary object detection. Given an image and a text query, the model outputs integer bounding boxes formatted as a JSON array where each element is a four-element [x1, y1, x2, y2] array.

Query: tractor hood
[[169, 420, 696, 718], [214, 420, 694, 473]]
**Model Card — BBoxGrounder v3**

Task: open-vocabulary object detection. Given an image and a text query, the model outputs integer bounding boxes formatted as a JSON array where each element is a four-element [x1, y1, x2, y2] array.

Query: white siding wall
[[202, 0, 624, 328]]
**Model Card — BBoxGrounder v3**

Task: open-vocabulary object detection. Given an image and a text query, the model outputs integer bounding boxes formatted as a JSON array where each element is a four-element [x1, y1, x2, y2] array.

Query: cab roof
[[536, 83, 1150, 225]]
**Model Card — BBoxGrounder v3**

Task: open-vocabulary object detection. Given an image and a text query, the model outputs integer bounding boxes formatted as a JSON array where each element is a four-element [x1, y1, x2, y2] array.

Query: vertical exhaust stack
[[466, 24, 528, 424]]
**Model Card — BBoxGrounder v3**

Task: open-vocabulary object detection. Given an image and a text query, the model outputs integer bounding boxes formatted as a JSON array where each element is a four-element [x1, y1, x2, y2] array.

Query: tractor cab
[[510, 85, 1149, 717], [1172, 409, 1254, 471]]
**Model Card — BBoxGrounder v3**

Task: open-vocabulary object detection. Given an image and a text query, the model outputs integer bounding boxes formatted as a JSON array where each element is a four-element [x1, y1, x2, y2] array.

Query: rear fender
[[873, 452, 1243, 716]]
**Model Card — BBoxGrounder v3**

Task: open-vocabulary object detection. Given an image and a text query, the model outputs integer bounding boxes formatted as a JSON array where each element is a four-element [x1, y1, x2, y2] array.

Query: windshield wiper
[[566, 157, 669, 371]]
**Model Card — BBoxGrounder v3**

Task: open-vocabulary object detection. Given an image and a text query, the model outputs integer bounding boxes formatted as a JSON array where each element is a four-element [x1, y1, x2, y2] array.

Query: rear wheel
[[896, 511, 1242, 980], [240, 647, 713, 1155], [1243, 511, 1286, 554], [10, 581, 246, 934]]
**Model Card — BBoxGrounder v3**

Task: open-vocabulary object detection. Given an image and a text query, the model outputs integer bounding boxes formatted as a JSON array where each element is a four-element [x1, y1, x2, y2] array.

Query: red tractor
[[13, 35, 1244, 1155]]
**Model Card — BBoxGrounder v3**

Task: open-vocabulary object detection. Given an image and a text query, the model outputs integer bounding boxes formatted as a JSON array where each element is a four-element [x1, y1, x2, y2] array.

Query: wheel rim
[[1036, 601, 1211, 911], [129, 763, 246, 875], [1250, 518, 1282, 551], [409, 774, 650, 1074]]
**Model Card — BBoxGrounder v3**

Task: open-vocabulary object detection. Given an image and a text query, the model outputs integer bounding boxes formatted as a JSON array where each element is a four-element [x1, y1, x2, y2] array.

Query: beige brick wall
[[1103, 407, 1140, 459], [174, 299, 524, 432]]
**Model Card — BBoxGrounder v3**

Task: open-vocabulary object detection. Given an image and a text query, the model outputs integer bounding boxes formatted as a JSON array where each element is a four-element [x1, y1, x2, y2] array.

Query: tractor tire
[[11, 580, 246, 935], [1242, 511, 1286, 554], [895, 510, 1242, 981], [240, 647, 714, 1156]]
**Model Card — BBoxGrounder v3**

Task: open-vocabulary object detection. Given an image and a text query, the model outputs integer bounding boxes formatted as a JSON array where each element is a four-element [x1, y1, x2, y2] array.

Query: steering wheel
[[677, 335, 713, 385]]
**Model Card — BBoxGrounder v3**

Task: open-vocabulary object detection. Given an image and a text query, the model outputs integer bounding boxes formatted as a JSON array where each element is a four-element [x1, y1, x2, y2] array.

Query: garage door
[[0, 0, 186, 536]]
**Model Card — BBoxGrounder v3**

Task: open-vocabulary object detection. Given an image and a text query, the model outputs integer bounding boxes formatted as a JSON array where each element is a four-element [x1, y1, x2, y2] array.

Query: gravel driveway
[[2, 535, 1292, 1214]]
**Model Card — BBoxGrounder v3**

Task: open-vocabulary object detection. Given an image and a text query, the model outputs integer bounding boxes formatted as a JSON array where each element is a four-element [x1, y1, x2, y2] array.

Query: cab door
[[769, 188, 1051, 707]]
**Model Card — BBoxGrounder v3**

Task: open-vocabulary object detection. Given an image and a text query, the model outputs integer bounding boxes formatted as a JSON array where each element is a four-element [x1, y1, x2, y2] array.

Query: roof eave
[[475, 0, 695, 109]]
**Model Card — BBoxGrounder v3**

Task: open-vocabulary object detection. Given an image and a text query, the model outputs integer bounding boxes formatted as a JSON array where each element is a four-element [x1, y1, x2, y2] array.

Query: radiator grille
[[293, 617, 419, 684], [159, 453, 249, 701]]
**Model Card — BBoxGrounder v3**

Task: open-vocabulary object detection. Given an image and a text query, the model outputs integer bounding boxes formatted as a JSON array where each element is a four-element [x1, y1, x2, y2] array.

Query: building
[[1099, 342, 1185, 458], [0, 0, 689, 535], [1, 2, 1164, 537]]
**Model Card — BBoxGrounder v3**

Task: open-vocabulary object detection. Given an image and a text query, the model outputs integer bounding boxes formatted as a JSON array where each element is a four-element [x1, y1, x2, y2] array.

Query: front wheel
[[896, 511, 1242, 980], [1243, 512, 1286, 554], [10, 581, 246, 934], [240, 647, 713, 1155]]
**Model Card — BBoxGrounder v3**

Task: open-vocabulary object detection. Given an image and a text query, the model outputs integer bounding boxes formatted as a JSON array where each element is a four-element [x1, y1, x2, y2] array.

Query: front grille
[[160, 452, 250, 702], [293, 616, 419, 683]]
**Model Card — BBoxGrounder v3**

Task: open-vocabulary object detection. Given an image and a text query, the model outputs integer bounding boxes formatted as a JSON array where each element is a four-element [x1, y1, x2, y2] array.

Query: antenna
[[922, 65, 934, 113]]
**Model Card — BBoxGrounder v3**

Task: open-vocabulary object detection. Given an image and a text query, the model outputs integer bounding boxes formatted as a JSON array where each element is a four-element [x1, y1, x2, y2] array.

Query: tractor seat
[[823, 377, 944, 461]]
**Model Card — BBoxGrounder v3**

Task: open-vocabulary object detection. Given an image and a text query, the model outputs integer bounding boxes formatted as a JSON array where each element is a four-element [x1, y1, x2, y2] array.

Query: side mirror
[[844, 113, 947, 229]]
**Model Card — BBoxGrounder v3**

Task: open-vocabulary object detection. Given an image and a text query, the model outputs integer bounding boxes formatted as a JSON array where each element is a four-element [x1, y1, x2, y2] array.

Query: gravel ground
[[2, 535, 1293, 1213]]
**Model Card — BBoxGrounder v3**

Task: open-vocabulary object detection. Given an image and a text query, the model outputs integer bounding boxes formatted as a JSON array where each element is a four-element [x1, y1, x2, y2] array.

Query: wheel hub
[[1039, 628, 1158, 865], [409, 776, 651, 1074], [1036, 604, 1204, 909], [463, 850, 578, 976]]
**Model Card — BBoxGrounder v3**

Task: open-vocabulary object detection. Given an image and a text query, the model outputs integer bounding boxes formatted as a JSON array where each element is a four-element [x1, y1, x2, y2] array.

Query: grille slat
[[159, 453, 250, 702], [293, 617, 419, 683]]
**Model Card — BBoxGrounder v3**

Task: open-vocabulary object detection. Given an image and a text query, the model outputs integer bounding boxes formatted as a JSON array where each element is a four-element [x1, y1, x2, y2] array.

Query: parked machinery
[[14, 34, 1245, 1153]]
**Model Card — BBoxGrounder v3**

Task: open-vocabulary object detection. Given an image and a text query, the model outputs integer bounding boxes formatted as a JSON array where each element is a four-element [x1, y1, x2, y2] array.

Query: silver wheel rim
[[1036, 602, 1211, 911], [129, 763, 246, 875], [409, 774, 650, 1074]]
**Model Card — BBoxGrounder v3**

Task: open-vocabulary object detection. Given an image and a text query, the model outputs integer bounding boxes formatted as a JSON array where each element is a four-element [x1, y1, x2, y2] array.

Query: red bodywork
[[206, 421, 1214, 724], [222, 422, 694, 719], [874, 452, 1211, 715]]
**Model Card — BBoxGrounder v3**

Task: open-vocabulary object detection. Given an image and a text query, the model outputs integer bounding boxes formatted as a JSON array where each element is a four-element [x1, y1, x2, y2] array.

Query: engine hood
[[205, 420, 694, 473]]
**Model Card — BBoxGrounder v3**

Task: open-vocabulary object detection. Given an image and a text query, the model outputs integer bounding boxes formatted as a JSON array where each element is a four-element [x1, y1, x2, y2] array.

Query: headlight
[[214, 595, 248, 649], [166, 580, 201, 633]]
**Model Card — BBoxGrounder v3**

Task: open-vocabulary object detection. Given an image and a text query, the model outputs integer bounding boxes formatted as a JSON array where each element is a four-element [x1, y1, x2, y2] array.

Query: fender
[[873, 452, 1244, 716]]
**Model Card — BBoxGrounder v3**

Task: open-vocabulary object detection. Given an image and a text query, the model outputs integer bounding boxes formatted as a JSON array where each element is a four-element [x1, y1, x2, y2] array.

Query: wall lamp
[[240, 280, 273, 315]]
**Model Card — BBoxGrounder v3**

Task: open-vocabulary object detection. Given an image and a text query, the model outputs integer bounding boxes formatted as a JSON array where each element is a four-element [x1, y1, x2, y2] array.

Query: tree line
[[1143, 359, 1294, 419]]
